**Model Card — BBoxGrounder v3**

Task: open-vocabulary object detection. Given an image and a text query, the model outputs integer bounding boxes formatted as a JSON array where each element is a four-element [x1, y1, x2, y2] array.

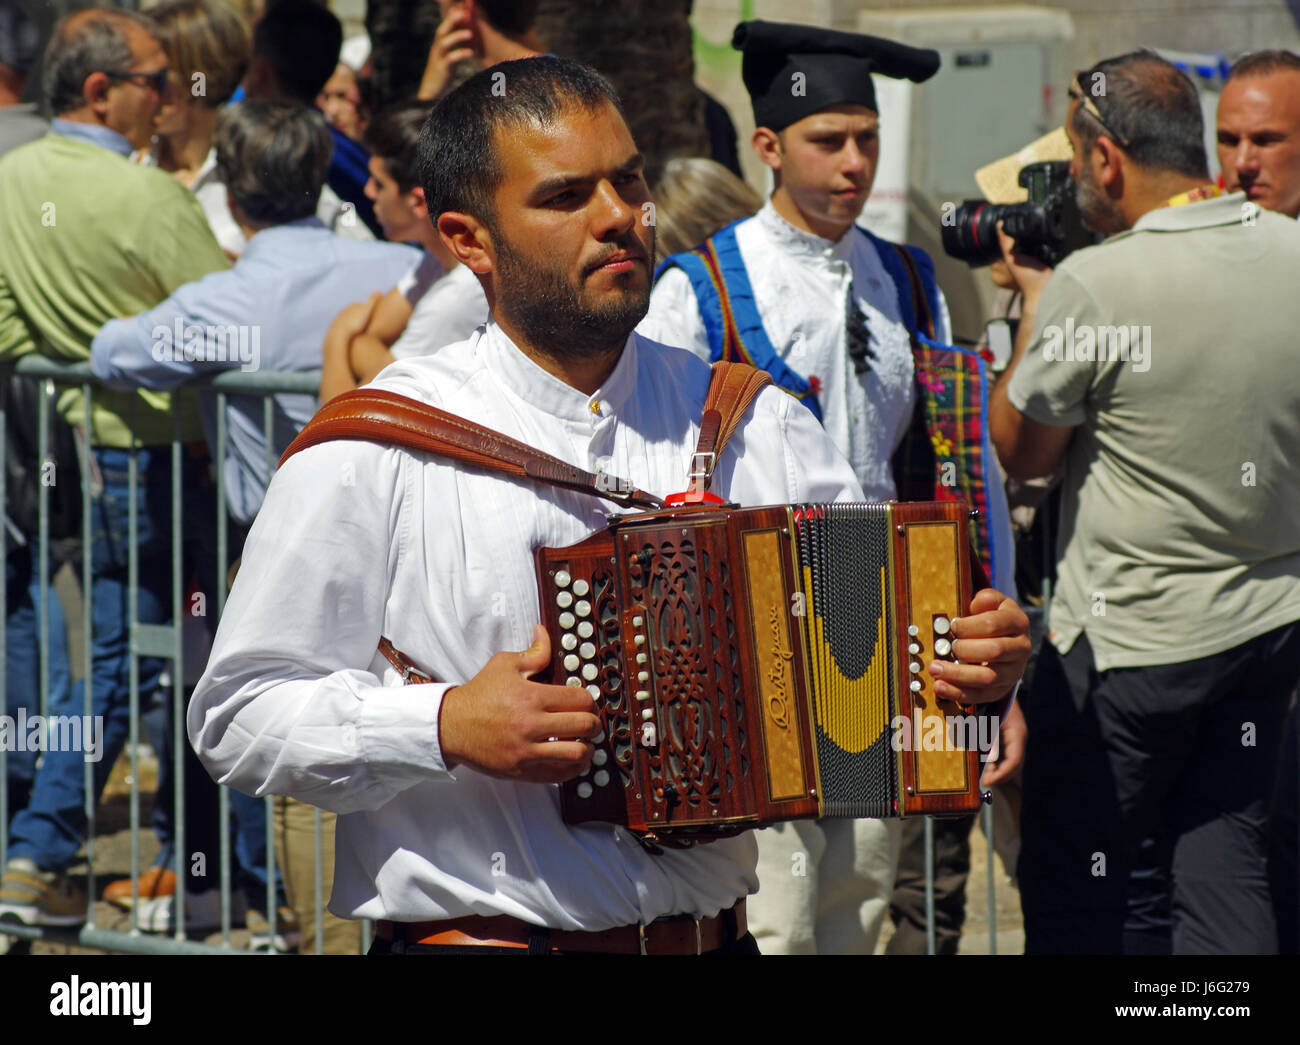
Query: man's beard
[[491, 225, 654, 363], [1074, 166, 1126, 237]]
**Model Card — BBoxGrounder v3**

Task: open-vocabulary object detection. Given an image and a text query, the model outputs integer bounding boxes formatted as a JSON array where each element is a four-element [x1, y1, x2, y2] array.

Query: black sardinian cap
[[733, 20, 940, 132]]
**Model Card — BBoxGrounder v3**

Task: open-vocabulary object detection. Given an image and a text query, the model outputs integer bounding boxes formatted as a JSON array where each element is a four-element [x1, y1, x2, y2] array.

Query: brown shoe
[[103, 867, 176, 909]]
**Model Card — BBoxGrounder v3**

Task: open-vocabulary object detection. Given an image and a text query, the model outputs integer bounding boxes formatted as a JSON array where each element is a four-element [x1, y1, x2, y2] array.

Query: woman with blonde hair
[[651, 156, 762, 262]]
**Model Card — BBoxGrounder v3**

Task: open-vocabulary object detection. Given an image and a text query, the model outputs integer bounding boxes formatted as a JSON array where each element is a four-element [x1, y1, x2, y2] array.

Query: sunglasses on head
[[1069, 71, 1130, 149], [103, 68, 170, 94]]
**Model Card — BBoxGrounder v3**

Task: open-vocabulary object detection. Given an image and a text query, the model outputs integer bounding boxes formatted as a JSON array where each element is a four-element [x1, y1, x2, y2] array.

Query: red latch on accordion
[[664, 452, 728, 506]]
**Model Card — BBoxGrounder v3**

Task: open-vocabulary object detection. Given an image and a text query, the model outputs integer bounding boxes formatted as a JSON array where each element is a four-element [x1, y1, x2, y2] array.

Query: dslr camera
[[941, 161, 1097, 268]]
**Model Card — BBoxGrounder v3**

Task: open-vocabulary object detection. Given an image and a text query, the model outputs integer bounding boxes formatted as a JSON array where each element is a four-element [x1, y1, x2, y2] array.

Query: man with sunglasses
[[990, 51, 1300, 954], [0, 6, 229, 927]]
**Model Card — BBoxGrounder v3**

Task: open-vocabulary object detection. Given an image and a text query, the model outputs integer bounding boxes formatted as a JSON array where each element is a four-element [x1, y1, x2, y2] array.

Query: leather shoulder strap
[[688, 362, 772, 492], [280, 388, 664, 510]]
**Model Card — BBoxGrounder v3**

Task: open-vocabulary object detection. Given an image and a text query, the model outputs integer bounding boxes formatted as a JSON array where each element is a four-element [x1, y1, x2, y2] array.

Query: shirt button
[[589, 401, 601, 416]]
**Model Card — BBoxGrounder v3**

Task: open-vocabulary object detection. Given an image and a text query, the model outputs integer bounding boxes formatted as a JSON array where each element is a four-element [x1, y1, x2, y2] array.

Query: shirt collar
[[480, 319, 638, 423], [238, 217, 329, 258], [50, 117, 133, 157], [1132, 190, 1251, 233], [756, 198, 856, 263]]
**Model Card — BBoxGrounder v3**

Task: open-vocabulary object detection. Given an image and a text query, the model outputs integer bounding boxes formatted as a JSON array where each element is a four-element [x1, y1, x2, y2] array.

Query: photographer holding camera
[[990, 50, 1300, 954]]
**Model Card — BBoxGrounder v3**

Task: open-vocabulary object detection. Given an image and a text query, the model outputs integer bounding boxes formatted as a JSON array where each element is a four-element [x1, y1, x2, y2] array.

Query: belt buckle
[[638, 915, 702, 955]]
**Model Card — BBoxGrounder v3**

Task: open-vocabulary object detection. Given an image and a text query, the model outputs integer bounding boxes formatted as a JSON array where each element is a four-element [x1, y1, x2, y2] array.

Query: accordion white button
[[907, 624, 919, 637], [566, 676, 581, 687], [934, 616, 951, 635], [587, 685, 600, 700], [641, 708, 654, 721], [579, 642, 596, 659], [593, 749, 607, 766], [559, 612, 575, 629], [910, 679, 923, 692], [556, 591, 573, 608], [935, 638, 952, 657], [634, 635, 645, 647], [554, 570, 572, 588], [577, 621, 594, 639], [577, 782, 593, 799], [582, 664, 599, 681], [575, 600, 592, 617], [635, 652, 648, 665], [635, 689, 650, 702], [908, 642, 920, 655], [593, 770, 610, 787], [561, 634, 577, 651], [572, 579, 590, 597], [632, 615, 643, 628], [563, 654, 580, 671], [593, 729, 605, 743], [637, 671, 649, 683], [909, 661, 921, 674]]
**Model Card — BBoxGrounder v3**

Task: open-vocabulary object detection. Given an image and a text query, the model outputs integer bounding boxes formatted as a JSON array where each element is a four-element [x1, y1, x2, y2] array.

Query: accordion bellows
[[535, 501, 983, 842]]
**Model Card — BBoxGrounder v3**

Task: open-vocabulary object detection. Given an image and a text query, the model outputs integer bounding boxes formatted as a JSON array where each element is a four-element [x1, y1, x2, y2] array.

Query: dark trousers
[[1019, 623, 1300, 954], [885, 814, 975, 955], [1270, 698, 1299, 954]]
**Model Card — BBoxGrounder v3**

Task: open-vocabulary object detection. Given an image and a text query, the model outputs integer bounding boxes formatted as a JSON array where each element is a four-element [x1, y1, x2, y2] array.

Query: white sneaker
[[133, 888, 245, 933]]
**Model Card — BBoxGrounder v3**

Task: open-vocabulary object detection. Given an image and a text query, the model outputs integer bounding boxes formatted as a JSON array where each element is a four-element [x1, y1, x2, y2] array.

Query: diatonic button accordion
[[535, 500, 986, 842]]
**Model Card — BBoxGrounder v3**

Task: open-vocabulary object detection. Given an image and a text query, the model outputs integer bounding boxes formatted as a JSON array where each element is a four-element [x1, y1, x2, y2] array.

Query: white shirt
[[390, 259, 490, 361], [136, 145, 374, 257], [639, 201, 954, 502], [188, 320, 863, 928]]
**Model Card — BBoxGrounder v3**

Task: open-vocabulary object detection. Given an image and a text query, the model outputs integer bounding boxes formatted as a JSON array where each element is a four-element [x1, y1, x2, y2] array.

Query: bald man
[[1217, 50, 1300, 218]]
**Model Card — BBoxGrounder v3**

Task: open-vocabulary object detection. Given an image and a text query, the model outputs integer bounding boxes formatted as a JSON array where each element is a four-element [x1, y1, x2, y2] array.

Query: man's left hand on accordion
[[926, 587, 1031, 707]]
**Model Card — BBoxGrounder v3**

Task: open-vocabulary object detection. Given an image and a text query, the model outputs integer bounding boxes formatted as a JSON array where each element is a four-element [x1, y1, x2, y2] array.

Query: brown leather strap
[[280, 389, 664, 510], [376, 900, 747, 955], [689, 362, 772, 493], [377, 637, 435, 684]]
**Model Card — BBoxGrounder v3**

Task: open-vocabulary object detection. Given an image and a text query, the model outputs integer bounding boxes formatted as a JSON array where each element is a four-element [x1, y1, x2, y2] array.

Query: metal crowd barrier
[[0, 356, 1007, 955]]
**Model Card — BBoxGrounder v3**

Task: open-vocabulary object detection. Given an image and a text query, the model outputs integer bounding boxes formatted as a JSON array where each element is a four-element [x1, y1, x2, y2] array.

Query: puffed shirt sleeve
[[187, 440, 455, 814], [637, 265, 713, 362]]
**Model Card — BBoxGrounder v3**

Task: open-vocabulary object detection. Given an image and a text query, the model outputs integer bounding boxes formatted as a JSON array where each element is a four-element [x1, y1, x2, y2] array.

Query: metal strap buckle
[[687, 451, 716, 492], [638, 916, 703, 955]]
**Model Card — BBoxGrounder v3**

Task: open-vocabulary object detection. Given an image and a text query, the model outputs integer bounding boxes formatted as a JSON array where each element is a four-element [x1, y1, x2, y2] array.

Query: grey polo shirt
[[1007, 191, 1300, 669]]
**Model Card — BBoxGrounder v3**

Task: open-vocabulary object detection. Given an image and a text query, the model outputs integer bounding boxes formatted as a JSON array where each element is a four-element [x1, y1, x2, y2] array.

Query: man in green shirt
[[991, 51, 1300, 953], [0, 6, 229, 926]]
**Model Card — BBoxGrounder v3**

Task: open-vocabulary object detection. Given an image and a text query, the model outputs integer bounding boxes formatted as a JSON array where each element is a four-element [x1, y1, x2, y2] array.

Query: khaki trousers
[[748, 817, 902, 954], [272, 796, 363, 954]]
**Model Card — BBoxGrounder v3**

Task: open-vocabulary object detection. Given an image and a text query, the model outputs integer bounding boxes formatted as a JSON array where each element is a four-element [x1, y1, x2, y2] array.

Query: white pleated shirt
[[188, 320, 863, 928]]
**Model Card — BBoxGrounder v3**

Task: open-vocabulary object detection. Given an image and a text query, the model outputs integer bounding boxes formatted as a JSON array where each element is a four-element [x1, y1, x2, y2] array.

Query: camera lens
[[941, 201, 1012, 266]]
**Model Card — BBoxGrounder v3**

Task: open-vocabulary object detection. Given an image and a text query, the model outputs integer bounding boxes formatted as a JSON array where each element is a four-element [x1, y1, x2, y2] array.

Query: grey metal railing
[[0, 357, 361, 954]]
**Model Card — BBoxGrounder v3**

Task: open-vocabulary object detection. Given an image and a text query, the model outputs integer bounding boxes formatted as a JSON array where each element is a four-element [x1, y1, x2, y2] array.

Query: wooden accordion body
[[535, 500, 982, 841]]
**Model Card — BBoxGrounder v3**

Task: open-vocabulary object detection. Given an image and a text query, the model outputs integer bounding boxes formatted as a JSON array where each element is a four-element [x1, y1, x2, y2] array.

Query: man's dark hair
[[215, 100, 333, 225], [252, 0, 340, 105], [1070, 51, 1208, 179], [42, 6, 155, 116], [419, 55, 623, 233], [1228, 49, 1300, 81], [478, 0, 539, 37], [364, 99, 433, 193]]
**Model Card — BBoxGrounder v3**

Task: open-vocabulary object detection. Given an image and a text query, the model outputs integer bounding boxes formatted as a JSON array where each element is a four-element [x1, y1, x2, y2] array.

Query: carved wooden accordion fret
[[536, 501, 982, 842]]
